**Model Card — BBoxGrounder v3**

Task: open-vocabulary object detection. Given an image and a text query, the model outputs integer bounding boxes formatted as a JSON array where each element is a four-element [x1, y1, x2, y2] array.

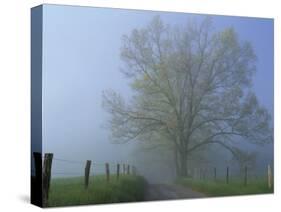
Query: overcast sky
[[39, 4, 273, 178]]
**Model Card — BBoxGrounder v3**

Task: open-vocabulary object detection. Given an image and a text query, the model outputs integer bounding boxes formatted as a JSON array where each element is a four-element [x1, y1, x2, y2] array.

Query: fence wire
[[32, 153, 135, 178]]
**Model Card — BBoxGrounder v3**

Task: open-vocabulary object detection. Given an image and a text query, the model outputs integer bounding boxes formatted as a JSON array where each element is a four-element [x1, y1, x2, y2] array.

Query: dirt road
[[144, 184, 206, 201]]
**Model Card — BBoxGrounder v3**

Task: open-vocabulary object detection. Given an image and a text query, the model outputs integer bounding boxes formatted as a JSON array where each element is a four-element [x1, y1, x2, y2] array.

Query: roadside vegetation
[[48, 175, 146, 207], [176, 177, 273, 197]]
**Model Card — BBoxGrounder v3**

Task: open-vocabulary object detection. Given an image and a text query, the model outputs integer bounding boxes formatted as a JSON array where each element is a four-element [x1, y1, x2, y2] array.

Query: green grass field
[[48, 175, 146, 207], [176, 177, 273, 197]]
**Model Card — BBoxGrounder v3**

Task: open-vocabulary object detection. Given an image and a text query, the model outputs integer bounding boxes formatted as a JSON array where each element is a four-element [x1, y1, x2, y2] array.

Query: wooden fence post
[[32, 152, 42, 206], [127, 164, 130, 175], [84, 160, 91, 189], [226, 166, 229, 184], [117, 163, 120, 180], [106, 163, 110, 182], [214, 167, 217, 181], [33, 152, 42, 183], [268, 164, 272, 189], [244, 166, 248, 186], [42, 153, 53, 207], [203, 169, 205, 180]]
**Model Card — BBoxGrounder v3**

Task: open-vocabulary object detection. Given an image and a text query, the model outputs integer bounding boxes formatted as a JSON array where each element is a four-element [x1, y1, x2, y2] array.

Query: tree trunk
[[179, 151, 188, 177], [174, 148, 180, 177]]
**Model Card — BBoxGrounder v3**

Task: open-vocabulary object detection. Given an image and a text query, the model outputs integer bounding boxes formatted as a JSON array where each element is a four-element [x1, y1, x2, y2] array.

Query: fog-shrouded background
[[33, 5, 273, 183]]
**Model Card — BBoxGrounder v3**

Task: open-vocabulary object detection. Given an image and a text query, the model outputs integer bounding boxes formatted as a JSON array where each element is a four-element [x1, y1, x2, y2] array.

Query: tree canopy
[[103, 16, 272, 176]]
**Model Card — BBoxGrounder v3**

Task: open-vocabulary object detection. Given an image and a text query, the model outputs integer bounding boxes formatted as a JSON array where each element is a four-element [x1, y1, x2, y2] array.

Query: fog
[[32, 5, 273, 183]]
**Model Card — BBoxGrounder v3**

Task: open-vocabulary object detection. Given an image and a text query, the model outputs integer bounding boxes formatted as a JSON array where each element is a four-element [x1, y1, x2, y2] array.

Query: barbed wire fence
[[185, 164, 273, 188], [31, 152, 137, 206]]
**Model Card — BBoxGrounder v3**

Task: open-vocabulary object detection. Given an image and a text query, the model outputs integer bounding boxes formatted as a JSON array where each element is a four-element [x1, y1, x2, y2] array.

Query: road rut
[[144, 184, 205, 201]]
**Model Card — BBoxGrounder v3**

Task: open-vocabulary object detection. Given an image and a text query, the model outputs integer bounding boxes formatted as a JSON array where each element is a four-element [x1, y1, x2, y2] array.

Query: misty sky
[[40, 5, 273, 179]]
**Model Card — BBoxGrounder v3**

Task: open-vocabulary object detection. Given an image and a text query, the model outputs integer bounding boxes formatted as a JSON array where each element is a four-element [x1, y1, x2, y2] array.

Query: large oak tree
[[103, 17, 272, 177]]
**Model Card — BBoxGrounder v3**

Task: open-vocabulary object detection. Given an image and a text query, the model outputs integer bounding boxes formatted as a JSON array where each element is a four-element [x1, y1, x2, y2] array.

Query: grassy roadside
[[48, 175, 146, 207], [176, 178, 273, 197]]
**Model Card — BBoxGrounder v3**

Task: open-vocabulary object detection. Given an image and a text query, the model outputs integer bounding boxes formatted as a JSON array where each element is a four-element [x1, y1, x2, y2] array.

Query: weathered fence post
[[268, 164, 272, 189], [33, 152, 42, 183], [203, 169, 206, 180], [127, 164, 130, 175], [32, 152, 42, 206], [226, 166, 229, 184], [214, 167, 217, 181], [106, 163, 110, 182], [244, 166, 248, 186], [84, 160, 91, 189], [117, 163, 120, 180], [42, 153, 53, 207]]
